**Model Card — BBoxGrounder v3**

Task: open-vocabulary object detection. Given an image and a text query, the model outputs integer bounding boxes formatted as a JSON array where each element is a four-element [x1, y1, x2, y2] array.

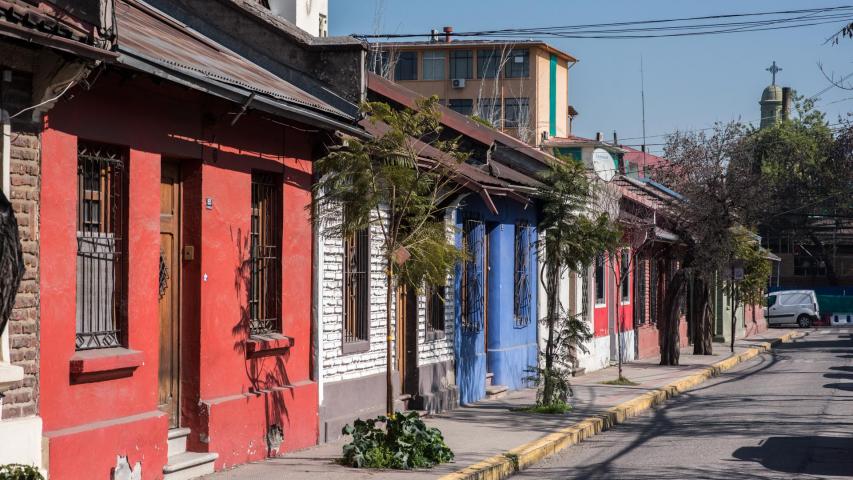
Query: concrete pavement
[[200, 329, 799, 480], [514, 327, 853, 479]]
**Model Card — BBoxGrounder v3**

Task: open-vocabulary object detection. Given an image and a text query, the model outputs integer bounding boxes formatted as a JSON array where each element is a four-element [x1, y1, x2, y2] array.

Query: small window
[[476, 99, 501, 127], [477, 49, 500, 79], [450, 49, 473, 79], [580, 266, 590, 322], [594, 254, 605, 305], [249, 172, 282, 336], [395, 51, 418, 81], [343, 227, 370, 348], [649, 260, 659, 323], [513, 222, 532, 326], [621, 250, 630, 303], [505, 49, 530, 78], [426, 284, 446, 339], [448, 99, 473, 116], [422, 50, 446, 80], [504, 98, 529, 128], [76, 142, 127, 350]]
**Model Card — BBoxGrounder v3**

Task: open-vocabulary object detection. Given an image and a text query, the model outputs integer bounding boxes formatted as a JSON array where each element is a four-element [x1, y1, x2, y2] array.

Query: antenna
[[640, 55, 647, 176]]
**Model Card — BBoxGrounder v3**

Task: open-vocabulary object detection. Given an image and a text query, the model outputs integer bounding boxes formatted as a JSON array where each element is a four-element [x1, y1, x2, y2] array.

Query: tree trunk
[[691, 279, 713, 355], [660, 268, 687, 366], [541, 254, 561, 406]]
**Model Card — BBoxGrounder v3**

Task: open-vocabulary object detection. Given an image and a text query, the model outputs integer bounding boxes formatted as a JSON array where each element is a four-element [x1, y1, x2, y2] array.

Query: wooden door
[[159, 161, 182, 428], [396, 284, 419, 396]]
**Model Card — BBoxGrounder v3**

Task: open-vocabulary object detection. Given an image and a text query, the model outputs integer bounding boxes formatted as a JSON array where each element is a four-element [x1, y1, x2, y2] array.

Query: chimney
[[595, 131, 604, 142], [613, 131, 618, 146], [782, 87, 793, 121], [443, 26, 453, 43]]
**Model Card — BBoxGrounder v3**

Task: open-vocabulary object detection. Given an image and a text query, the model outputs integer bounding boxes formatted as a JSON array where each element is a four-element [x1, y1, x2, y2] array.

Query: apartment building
[[372, 32, 576, 146]]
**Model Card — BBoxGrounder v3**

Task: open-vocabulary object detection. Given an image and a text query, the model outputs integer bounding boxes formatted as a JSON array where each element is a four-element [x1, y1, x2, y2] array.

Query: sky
[[329, 0, 853, 155]]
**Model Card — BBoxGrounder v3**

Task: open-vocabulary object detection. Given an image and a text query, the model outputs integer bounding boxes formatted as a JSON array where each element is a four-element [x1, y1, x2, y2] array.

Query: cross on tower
[[766, 61, 782, 85]]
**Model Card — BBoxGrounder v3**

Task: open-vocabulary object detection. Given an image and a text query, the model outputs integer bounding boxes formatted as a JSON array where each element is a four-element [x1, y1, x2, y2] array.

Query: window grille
[[513, 222, 532, 326], [344, 227, 370, 343], [460, 218, 484, 332], [426, 284, 446, 338], [620, 249, 630, 303], [76, 142, 126, 350], [249, 172, 282, 336], [580, 266, 590, 323], [635, 257, 647, 325], [649, 260, 659, 324], [594, 254, 605, 305], [394, 51, 418, 80]]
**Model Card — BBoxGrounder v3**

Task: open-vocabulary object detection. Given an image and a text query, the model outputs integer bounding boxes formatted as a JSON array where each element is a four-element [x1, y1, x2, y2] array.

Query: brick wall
[[1, 69, 40, 420]]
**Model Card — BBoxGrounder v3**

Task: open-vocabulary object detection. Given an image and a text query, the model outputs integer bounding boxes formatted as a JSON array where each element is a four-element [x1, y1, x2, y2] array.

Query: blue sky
[[330, 0, 853, 154]]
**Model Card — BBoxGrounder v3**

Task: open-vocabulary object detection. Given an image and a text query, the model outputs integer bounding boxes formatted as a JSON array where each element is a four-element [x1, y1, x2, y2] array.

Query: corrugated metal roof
[[114, 0, 352, 120]]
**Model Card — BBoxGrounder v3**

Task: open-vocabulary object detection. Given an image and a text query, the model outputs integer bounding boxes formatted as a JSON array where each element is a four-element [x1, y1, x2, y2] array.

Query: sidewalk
[[202, 329, 797, 480]]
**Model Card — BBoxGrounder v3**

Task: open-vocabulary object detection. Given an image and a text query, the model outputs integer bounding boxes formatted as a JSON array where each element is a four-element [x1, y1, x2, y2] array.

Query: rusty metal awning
[[113, 0, 360, 133]]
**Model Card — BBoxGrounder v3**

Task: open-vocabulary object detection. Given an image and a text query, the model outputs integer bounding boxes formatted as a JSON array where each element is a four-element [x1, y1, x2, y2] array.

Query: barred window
[[580, 266, 590, 323], [594, 254, 605, 305], [620, 249, 630, 303], [76, 142, 127, 350], [426, 284, 446, 339], [514, 222, 532, 326], [649, 260, 659, 324], [249, 172, 282, 336], [460, 218, 484, 332], [344, 227, 370, 346], [635, 257, 647, 325]]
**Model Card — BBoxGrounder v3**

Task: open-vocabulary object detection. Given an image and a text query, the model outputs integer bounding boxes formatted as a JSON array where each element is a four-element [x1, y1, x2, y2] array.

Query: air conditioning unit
[[451, 78, 466, 89]]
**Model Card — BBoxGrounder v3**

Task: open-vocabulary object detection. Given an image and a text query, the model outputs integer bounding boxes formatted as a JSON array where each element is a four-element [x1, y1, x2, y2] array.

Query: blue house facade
[[455, 194, 538, 404]]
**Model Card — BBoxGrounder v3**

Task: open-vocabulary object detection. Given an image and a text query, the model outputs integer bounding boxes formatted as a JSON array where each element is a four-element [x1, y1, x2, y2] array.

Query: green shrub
[[341, 411, 454, 469], [0, 464, 43, 480]]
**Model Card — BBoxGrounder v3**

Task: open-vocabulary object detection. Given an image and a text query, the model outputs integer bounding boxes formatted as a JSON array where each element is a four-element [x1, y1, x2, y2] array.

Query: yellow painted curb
[[438, 331, 800, 480]]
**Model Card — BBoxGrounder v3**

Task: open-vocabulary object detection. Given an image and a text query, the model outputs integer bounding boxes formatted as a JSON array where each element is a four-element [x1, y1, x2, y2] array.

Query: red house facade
[[36, 1, 364, 478]]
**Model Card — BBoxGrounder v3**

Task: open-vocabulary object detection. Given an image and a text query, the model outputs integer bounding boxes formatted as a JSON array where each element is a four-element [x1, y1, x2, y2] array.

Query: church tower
[[760, 61, 783, 129]]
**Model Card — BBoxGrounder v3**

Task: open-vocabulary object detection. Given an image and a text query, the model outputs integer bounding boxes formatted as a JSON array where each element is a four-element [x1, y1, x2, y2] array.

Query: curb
[[438, 331, 800, 480]]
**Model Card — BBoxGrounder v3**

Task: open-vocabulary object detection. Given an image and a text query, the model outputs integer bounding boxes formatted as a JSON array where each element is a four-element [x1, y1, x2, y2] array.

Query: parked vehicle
[[766, 290, 820, 328]]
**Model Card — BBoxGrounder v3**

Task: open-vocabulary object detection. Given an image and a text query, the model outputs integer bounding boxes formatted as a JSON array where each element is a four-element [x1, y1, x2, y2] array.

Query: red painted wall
[[40, 72, 319, 477]]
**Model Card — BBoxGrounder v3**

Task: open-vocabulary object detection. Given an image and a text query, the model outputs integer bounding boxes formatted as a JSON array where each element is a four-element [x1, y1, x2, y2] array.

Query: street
[[514, 328, 853, 479]]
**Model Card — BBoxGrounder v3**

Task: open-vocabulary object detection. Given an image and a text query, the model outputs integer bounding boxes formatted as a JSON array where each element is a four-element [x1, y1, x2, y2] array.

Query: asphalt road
[[514, 327, 853, 480]]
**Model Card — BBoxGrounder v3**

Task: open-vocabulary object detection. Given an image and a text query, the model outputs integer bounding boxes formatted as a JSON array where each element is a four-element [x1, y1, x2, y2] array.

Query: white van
[[766, 290, 820, 328]]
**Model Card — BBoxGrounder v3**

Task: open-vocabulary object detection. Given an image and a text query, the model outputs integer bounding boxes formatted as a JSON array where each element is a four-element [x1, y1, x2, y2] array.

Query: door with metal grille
[[159, 161, 182, 428]]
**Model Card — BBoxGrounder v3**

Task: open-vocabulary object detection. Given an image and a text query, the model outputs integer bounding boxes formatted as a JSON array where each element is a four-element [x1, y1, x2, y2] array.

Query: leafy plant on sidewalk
[[0, 464, 43, 480], [341, 411, 454, 469]]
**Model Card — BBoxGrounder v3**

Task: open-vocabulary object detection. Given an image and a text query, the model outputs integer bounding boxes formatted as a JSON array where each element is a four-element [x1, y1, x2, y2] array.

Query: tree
[[313, 98, 467, 414], [533, 159, 620, 406], [655, 122, 761, 364], [0, 190, 23, 336], [734, 228, 773, 339]]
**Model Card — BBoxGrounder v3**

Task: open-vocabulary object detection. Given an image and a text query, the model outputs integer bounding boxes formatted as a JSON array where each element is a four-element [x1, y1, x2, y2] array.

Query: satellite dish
[[591, 148, 616, 181]]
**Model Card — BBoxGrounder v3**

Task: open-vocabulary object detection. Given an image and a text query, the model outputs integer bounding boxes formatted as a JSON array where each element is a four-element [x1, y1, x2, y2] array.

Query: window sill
[[0, 362, 24, 387], [594, 303, 607, 309], [342, 340, 370, 355], [246, 334, 294, 358], [69, 348, 143, 383], [425, 331, 446, 342]]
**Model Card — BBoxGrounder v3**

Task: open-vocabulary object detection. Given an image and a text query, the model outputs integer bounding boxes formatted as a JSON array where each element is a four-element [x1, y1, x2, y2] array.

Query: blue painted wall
[[455, 194, 538, 404]]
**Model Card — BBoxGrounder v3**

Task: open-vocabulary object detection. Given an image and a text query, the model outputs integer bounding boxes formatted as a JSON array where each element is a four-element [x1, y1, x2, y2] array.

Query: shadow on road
[[733, 436, 853, 477]]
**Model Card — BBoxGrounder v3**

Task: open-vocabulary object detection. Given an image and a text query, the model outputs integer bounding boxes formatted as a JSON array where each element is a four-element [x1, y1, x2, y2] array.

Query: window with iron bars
[[76, 142, 127, 350], [249, 172, 282, 336], [460, 218, 483, 332], [514, 222, 532, 326], [580, 266, 590, 323], [426, 284, 446, 340], [634, 256, 647, 326], [649, 260, 659, 324], [343, 227, 370, 346]]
